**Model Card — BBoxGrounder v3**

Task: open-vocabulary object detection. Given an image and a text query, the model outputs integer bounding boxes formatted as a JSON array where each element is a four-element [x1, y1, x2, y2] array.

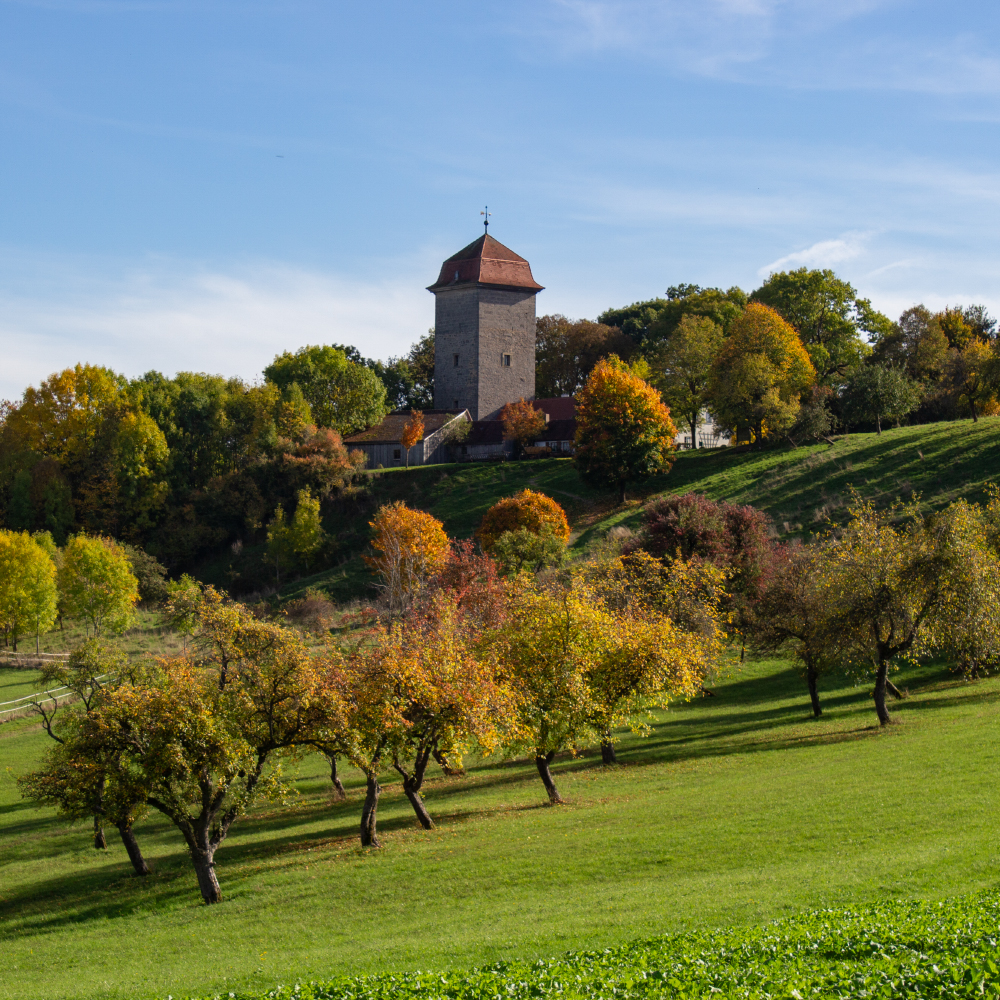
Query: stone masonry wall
[[433, 286, 538, 420]]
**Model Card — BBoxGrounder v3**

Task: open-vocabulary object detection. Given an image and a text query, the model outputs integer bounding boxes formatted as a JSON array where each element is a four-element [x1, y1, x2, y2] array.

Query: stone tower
[[428, 234, 543, 420]]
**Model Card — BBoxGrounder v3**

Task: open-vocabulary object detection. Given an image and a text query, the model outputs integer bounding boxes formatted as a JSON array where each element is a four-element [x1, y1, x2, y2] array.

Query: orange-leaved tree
[[708, 302, 815, 445], [478, 488, 570, 553], [365, 502, 450, 615], [339, 591, 518, 845], [400, 409, 424, 468], [500, 398, 546, 458], [574, 356, 677, 503]]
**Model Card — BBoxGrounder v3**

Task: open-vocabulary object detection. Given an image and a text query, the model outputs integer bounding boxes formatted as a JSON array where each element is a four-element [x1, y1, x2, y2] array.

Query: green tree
[[647, 314, 723, 448], [265, 504, 294, 586], [841, 363, 921, 433], [58, 535, 139, 636], [749, 268, 875, 383], [870, 306, 949, 385], [290, 488, 325, 569], [0, 530, 58, 652], [599, 285, 746, 346], [264, 345, 388, 435], [575, 357, 677, 503], [8, 469, 33, 530], [708, 303, 816, 444], [491, 525, 567, 577], [534, 315, 636, 397]]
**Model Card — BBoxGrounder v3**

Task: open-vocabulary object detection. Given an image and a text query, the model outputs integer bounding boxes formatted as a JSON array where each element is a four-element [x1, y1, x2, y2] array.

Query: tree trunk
[[690, 415, 698, 450], [971, 399, 979, 422], [117, 821, 150, 876], [535, 752, 564, 804], [886, 678, 906, 700], [876, 412, 882, 435], [600, 736, 617, 764], [93, 814, 107, 850], [327, 754, 347, 801], [402, 779, 434, 830], [618, 481, 626, 504], [874, 658, 891, 725], [191, 847, 222, 904], [360, 772, 381, 847], [806, 665, 822, 718]]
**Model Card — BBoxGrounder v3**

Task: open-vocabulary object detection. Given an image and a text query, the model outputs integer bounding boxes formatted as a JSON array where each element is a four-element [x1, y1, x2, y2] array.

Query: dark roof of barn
[[533, 397, 576, 421], [428, 235, 544, 293], [534, 419, 576, 441], [343, 411, 466, 445]]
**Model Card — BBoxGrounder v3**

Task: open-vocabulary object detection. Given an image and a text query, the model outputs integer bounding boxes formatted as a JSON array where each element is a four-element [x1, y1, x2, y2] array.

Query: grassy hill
[[1, 653, 998, 1000], [274, 417, 1000, 603]]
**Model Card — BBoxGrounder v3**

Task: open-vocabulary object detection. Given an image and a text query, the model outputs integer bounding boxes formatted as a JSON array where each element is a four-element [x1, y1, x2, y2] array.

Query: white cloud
[[0, 258, 435, 401], [757, 236, 868, 277]]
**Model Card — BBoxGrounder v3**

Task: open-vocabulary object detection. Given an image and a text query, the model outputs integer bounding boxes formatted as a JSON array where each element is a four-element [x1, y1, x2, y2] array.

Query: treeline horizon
[[0, 264, 995, 582]]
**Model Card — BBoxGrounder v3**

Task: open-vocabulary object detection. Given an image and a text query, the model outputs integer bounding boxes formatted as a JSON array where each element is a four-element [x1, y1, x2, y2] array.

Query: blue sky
[[2, 0, 999, 399]]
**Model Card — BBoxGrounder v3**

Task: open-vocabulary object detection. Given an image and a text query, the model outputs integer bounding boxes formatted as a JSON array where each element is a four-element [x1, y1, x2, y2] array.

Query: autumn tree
[[0, 530, 57, 652], [749, 268, 876, 382], [264, 345, 389, 435], [400, 409, 424, 468], [489, 578, 601, 804], [479, 489, 570, 552], [870, 306, 949, 385], [85, 593, 342, 903], [943, 340, 997, 421], [534, 315, 635, 397], [339, 593, 517, 842], [586, 551, 726, 762], [822, 497, 1000, 725], [749, 543, 841, 717], [365, 502, 450, 615], [708, 303, 815, 445], [500, 399, 546, 458], [647, 314, 723, 448], [58, 535, 139, 636], [574, 357, 677, 503], [841, 363, 921, 433], [22, 638, 152, 870]]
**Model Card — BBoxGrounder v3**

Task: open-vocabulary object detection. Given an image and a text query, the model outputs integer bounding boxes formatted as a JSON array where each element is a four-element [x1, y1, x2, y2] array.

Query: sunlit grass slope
[[288, 417, 1000, 602], [1, 653, 998, 1000]]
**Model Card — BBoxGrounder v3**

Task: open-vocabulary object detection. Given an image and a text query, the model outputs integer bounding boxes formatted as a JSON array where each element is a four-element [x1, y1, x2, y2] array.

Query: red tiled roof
[[533, 397, 575, 421], [428, 235, 544, 292], [343, 412, 464, 445]]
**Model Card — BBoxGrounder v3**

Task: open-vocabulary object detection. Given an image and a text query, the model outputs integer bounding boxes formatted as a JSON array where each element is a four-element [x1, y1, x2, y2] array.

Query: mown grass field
[[278, 418, 1000, 603], [2, 651, 998, 1000]]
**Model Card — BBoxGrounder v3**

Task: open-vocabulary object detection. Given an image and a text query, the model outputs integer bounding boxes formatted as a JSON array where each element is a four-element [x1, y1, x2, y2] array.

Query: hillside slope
[[251, 417, 1000, 602]]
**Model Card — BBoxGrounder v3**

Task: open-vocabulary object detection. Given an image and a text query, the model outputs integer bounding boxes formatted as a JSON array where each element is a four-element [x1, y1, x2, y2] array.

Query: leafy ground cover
[[188, 888, 1000, 999], [1, 653, 998, 1000], [269, 418, 1000, 603]]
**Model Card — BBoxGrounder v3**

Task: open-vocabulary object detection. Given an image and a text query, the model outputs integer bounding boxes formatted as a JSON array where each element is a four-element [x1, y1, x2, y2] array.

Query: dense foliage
[[478, 489, 570, 553], [183, 889, 1000, 1000]]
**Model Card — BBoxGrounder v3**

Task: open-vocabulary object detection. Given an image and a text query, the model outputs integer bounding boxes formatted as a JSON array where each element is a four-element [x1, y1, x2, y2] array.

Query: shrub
[[478, 489, 570, 552]]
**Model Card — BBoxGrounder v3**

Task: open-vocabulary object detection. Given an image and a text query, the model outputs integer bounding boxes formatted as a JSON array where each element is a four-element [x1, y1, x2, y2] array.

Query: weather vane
[[481, 205, 491, 233]]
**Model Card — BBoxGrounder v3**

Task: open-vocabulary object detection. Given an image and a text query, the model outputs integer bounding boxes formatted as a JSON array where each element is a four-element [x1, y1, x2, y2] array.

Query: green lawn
[[2, 651, 998, 1000], [273, 418, 1000, 603]]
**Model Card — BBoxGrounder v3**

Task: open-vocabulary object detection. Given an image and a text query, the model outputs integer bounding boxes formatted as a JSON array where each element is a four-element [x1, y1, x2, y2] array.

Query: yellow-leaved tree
[[58, 535, 139, 636], [365, 501, 449, 615], [478, 489, 570, 551], [574, 356, 677, 503], [708, 302, 815, 444], [0, 529, 58, 652]]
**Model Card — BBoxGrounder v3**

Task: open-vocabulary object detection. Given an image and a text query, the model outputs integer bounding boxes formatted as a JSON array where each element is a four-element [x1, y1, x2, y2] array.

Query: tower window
[[502, 354, 511, 367], [453, 354, 460, 367], [453, 399, 459, 408]]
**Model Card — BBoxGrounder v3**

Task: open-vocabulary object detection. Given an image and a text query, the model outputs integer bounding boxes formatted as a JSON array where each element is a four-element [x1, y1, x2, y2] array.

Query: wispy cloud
[[758, 235, 869, 276], [0, 258, 434, 401]]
